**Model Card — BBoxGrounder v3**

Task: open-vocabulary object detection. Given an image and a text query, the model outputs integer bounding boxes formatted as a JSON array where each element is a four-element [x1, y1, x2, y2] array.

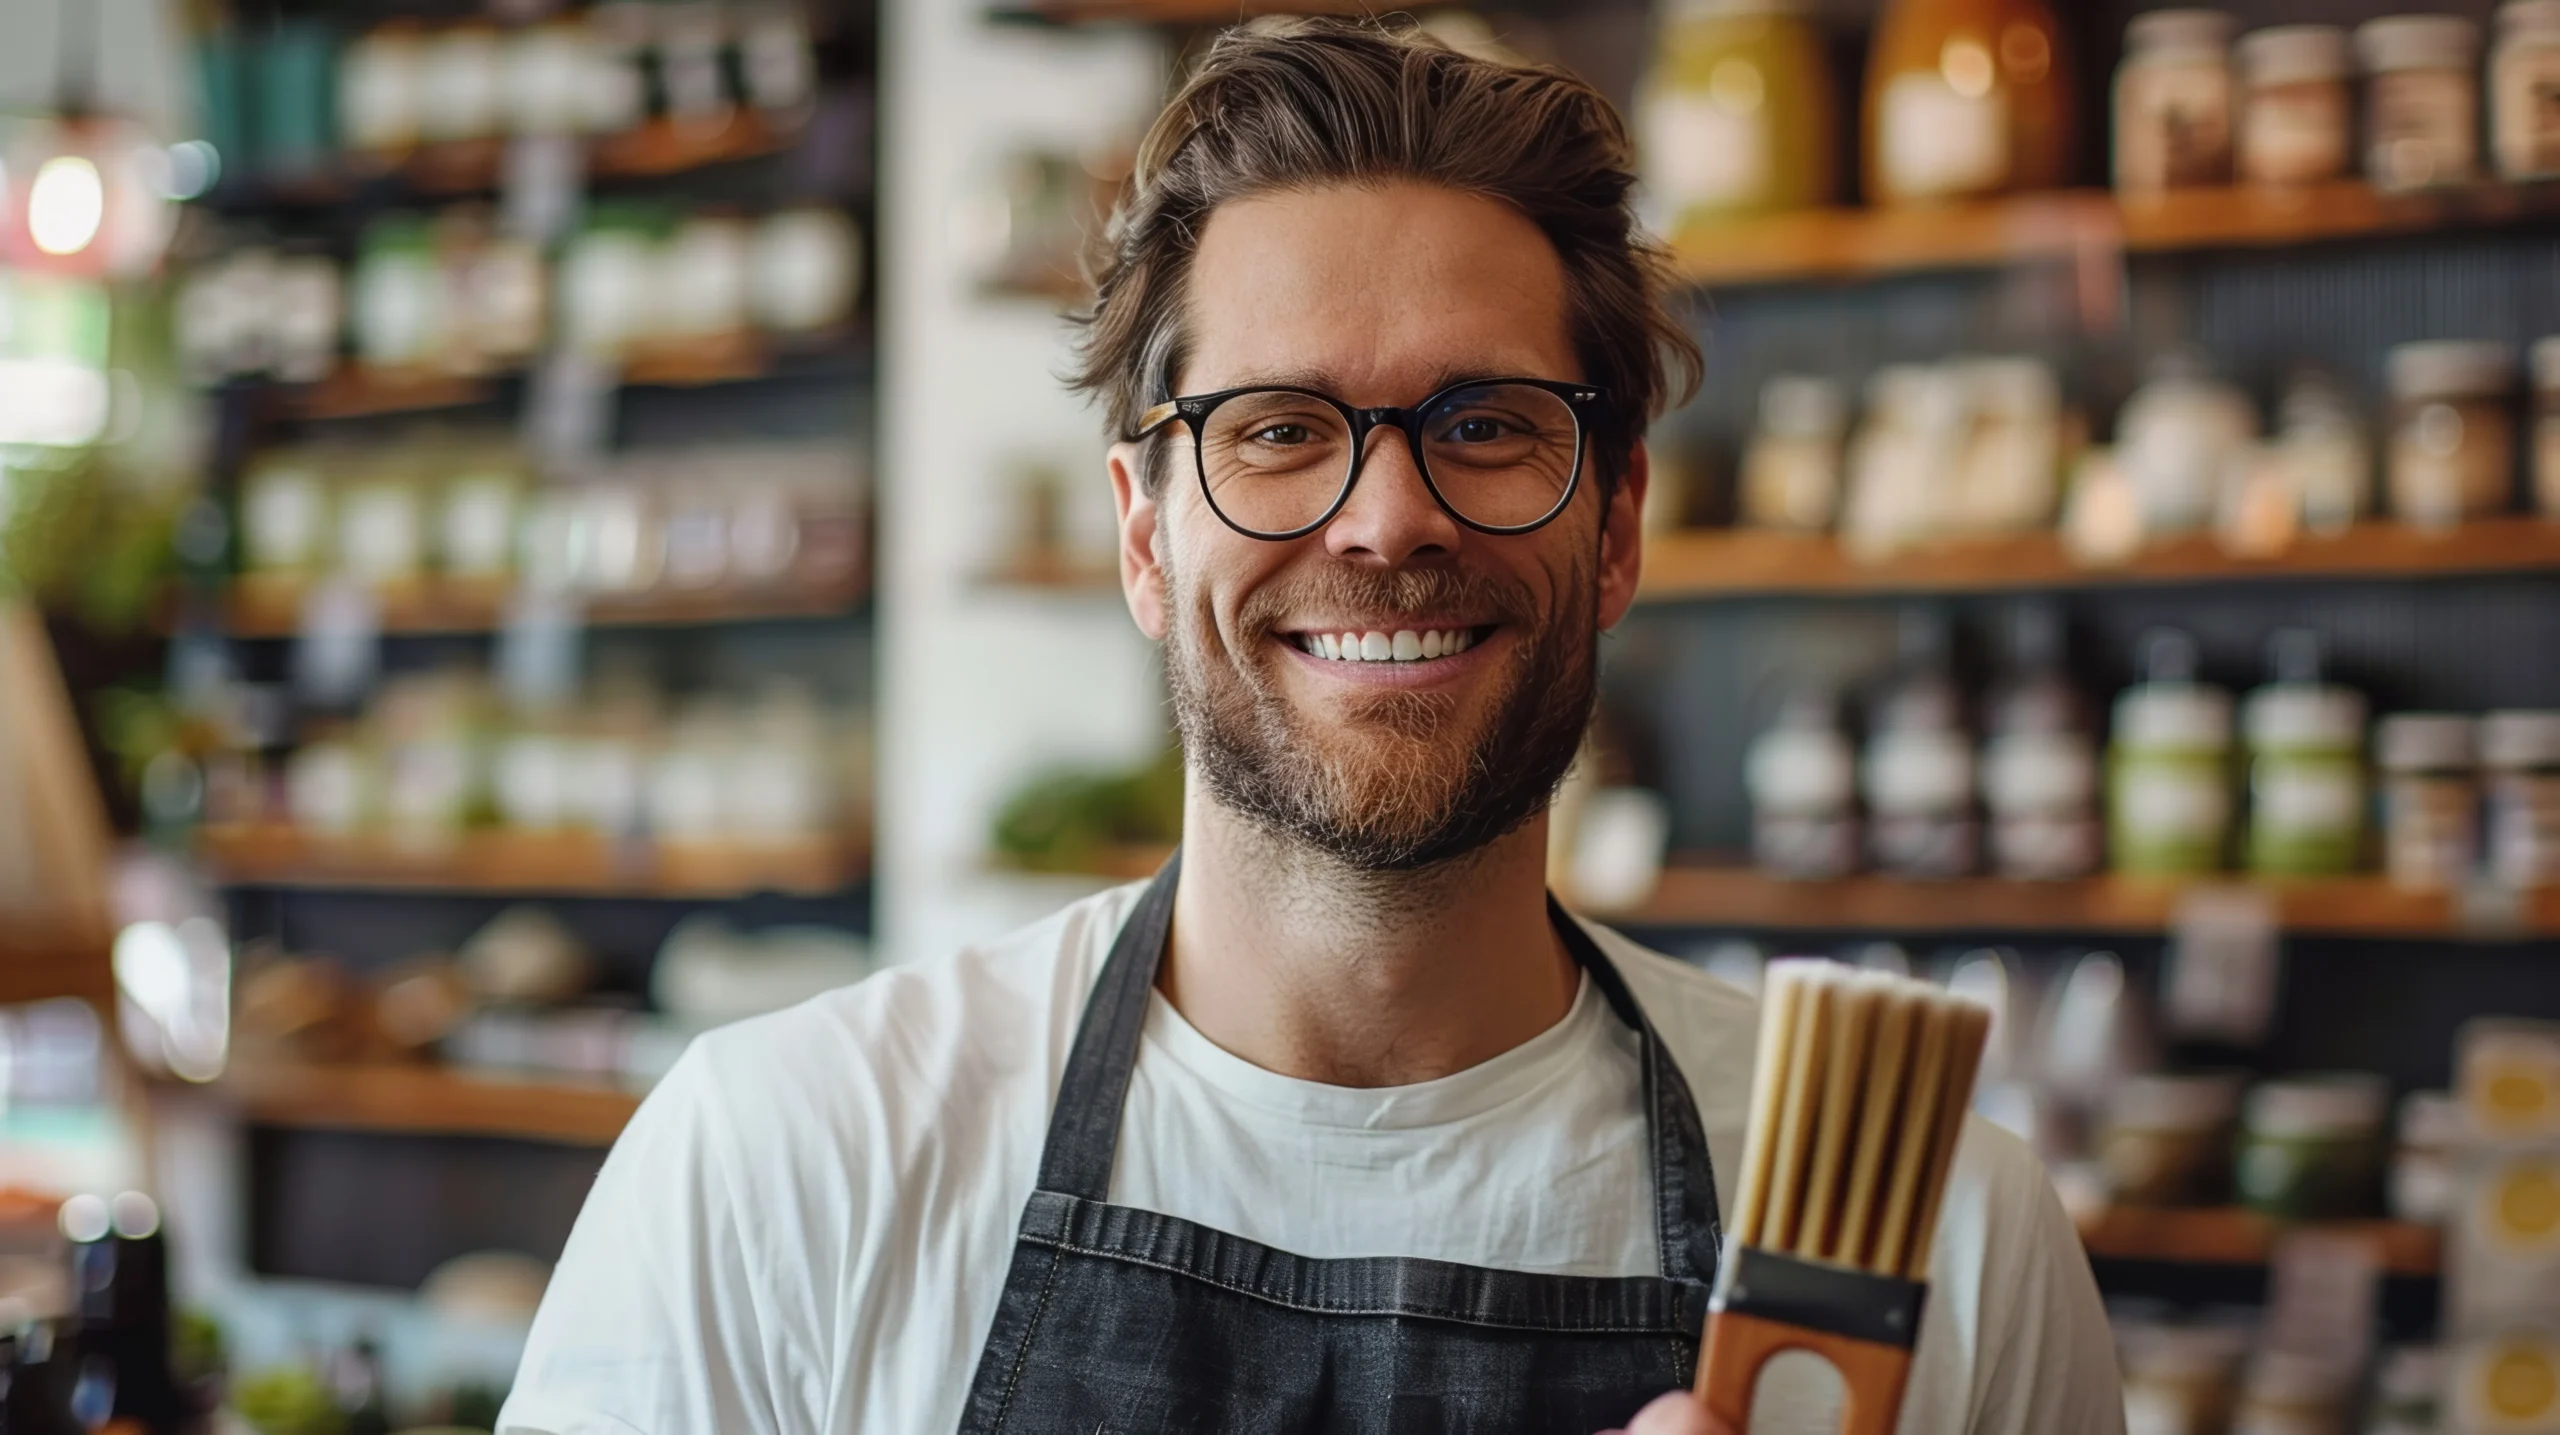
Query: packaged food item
[[1863, 0, 2072, 205], [750, 208, 863, 336], [416, 23, 505, 146], [2461, 1018, 2560, 1141], [2448, 1147, 2560, 1336], [2237, 24, 2353, 187], [2357, 16, 2484, 192], [1747, 688, 1860, 879], [2482, 713, 2560, 889], [2231, 1350, 2351, 1435], [1863, 611, 1978, 878], [338, 21, 427, 157], [2391, 1090, 2466, 1225], [1841, 363, 1965, 557], [2387, 340, 2517, 530], [1739, 374, 1847, 531], [1640, 0, 1839, 224], [1980, 604, 2100, 880], [241, 449, 334, 577], [1951, 355, 2064, 534], [2236, 1072, 2388, 1221], [2494, 0, 2560, 181], [2110, 630, 2235, 875], [2377, 714, 2478, 890], [351, 217, 450, 371], [2117, 352, 2258, 537], [2273, 369, 2369, 534], [2447, 1335, 2560, 1431], [2101, 1071, 2241, 1207], [2119, 1319, 2249, 1435], [2242, 631, 2366, 878], [2116, 9, 2237, 194], [2531, 335, 2560, 517]]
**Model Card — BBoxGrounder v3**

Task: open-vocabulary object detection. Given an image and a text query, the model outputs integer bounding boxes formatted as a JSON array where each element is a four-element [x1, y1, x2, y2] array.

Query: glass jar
[[1865, 614, 1978, 879], [1981, 605, 2101, 880], [2387, 340, 2517, 530], [2116, 9, 2237, 194], [2237, 1073, 2388, 1221], [2233, 1351, 2352, 1435], [2358, 16, 2484, 192], [2117, 352, 2259, 537], [2389, 1090, 2464, 1225], [751, 208, 863, 336], [2482, 710, 2560, 888], [2120, 1323, 2248, 1435], [2101, 1071, 2241, 1206], [2110, 632, 2235, 876], [2243, 635, 2367, 878], [2377, 713, 2477, 890], [1640, 0, 1839, 225], [2495, 1, 2560, 180], [1740, 374, 1848, 531], [1747, 690, 1860, 880], [1951, 355, 2064, 534], [2532, 335, 2560, 517], [2237, 25, 2353, 188], [338, 21, 427, 157], [2274, 369, 2370, 534], [351, 218, 450, 371], [1864, 0, 2073, 205]]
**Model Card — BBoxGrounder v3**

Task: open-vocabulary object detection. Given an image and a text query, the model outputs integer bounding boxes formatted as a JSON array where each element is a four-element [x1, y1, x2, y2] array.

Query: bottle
[[3, 1318, 87, 1435], [1640, 0, 1840, 225], [1746, 687, 1860, 879], [1864, 0, 2072, 205], [2242, 631, 2367, 878], [1980, 603, 2100, 880], [61, 1191, 183, 1432], [2108, 629, 2235, 875], [1863, 610, 1979, 878]]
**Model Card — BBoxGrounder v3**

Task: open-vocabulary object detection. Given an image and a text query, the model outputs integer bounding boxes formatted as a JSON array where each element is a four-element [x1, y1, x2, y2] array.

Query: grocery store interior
[[2, 0, 2559, 1430]]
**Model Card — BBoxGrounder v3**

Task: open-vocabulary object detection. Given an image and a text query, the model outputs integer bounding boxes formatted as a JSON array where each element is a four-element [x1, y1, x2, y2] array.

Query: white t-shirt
[[499, 883, 2124, 1435]]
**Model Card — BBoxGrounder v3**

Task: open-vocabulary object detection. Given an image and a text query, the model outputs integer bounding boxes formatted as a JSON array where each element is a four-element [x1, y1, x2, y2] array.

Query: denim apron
[[957, 854, 1723, 1433]]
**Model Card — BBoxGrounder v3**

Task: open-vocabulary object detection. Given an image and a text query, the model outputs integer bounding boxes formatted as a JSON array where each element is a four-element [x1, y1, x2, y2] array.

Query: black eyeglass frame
[[1130, 376, 1613, 541]]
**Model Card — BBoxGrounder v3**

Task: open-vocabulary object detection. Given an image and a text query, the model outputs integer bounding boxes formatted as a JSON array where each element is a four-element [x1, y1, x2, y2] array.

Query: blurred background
[[0, 0, 2558, 1431]]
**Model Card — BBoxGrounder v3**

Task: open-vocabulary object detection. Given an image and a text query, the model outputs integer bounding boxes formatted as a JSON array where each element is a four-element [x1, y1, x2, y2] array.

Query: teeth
[[1297, 627, 1480, 663]]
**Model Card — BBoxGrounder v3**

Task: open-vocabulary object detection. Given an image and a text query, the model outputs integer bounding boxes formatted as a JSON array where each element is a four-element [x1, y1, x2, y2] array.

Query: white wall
[[875, 4, 1173, 966]]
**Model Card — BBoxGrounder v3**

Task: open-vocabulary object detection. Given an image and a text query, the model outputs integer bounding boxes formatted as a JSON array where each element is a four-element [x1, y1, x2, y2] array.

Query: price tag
[[2264, 1227, 2382, 1371], [2165, 884, 2282, 1045], [292, 578, 380, 710]]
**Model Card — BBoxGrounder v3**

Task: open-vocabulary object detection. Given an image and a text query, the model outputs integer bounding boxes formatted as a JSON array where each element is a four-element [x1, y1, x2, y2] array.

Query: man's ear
[[1110, 441, 1169, 641], [1595, 441, 1649, 632]]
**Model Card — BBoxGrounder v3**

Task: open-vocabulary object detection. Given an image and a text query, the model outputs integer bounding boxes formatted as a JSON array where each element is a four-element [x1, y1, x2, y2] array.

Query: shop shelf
[[196, 825, 868, 899], [0, 918, 118, 1012], [1636, 519, 2560, 602], [222, 1061, 642, 1146], [1674, 179, 2560, 289], [282, 365, 503, 420], [1603, 863, 2560, 940], [200, 575, 868, 639], [989, 0, 1372, 23], [2078, 1205, 2439, 1277]]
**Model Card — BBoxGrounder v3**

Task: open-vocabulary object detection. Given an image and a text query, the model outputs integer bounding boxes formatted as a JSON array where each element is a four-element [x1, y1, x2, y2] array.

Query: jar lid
[[2357, 14, 2483, 72], [2532, 335, 2560, 392], [2109, 1071, 2244, 1131], [2397, 1089, 2467, 1148], [1758, 374, 1846, 438], [2500, 0, 2560, 37], [2480, 709, 2560, 768], [2377, 712, 2476, 772], [2386, 339, 2516, 399], [2246, 1073, 2388, 1137], [2239, 24, 2352, 84], [2245, 684, 2367, 750], [2128, 8, 2239, 55], [2115, 683, 2235, 751]]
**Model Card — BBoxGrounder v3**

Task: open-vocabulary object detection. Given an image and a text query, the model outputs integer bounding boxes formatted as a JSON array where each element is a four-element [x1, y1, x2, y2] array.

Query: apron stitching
[[990, 1243, 1069, 1431], [1019, 1234, 1688, 1335]]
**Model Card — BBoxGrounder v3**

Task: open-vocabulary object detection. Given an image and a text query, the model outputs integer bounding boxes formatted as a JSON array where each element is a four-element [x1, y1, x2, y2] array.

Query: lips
[[1287, 626, 1492, 663]]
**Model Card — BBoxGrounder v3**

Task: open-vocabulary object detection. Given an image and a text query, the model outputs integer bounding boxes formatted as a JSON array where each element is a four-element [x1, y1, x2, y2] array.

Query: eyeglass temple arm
[[1133, 401, 1180, 437]]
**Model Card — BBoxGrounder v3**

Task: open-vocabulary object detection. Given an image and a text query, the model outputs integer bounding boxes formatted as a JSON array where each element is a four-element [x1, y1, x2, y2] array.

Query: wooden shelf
[[989, 0, 1372, 24], [205, 575, 867, 639], [2079, 1205, 2439, 1277], [226, 1062, 641, 1146], [284, 365, 502, 420], [197, 825, 867, 899], [1604, 863, 2560, 939], [1674, 180, 2560, 289], [1637, 519, 2560, 601]]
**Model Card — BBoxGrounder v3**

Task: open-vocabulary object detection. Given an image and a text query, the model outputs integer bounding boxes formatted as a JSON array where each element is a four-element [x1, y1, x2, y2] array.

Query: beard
[[1161, 547, 1599, 873]]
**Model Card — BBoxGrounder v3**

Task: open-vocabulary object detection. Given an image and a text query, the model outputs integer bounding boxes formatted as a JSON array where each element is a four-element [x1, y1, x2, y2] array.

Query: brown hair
[[1071, 16, 1701, 497]]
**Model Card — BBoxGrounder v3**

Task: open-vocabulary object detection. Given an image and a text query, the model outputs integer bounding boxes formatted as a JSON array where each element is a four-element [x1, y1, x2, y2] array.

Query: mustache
[[1233, 562, 1540, 641]]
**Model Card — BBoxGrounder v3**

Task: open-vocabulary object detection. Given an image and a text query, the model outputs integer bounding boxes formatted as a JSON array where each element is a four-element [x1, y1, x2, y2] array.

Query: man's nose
[[1322, 430, 1462, 566]]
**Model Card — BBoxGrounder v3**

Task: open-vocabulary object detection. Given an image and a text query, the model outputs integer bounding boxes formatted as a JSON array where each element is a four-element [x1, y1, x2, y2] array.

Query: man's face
[[1110, 180, 1649, 871]]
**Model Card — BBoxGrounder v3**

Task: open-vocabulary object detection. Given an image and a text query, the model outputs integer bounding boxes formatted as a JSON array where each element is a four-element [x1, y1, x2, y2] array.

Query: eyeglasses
[[1132, 377, 1611, 541]]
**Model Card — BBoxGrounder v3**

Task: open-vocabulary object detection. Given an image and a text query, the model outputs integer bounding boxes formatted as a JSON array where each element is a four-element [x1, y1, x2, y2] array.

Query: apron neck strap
[[1034, 850, 1722, 1286]]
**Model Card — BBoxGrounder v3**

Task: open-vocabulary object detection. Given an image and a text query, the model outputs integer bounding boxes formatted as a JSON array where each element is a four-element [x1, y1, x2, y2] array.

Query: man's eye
[[1446, 416, 1511, 443], [1251, 424, 1313, 445]]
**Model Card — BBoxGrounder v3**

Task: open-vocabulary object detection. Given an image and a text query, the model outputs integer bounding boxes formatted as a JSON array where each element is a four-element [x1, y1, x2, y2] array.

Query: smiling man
[[500, 20, 2121, 1435]]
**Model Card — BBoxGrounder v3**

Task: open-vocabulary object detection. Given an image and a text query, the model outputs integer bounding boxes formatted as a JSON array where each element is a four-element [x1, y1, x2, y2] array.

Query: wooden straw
[[1868, 996, 1954, 1277], [1901, 1002, 1991, 1280], [1759, 969, 1839, 1255], [1730, 964, 1811, 1247], [1832, 983, 1919, 1271], [1796, 975, 1881, 1259]]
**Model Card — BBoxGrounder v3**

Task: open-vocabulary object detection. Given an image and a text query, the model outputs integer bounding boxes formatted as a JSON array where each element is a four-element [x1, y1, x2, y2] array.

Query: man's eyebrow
[[1207, 363, 1545, 400]]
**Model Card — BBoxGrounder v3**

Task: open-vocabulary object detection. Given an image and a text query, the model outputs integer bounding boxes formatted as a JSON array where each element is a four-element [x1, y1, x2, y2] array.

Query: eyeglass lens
[[1197, 383, 1581, 536]]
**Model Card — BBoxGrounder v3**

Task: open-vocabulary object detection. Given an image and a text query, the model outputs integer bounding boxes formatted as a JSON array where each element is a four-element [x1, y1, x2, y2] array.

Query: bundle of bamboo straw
[[1696, 959, 1994, 1433]]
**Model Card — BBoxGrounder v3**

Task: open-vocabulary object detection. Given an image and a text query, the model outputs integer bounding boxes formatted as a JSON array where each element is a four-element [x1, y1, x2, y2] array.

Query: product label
[[2120, 768, 2233, 841], [1643, 91, 1769, 215], [1865, 729, 1975, 814], [2118, 62, 2232, 191], [2370, 71, 2481, 190], [2256, 765, 2363, 835], [2495, 45, 2560, 180], [1879, 72, 2010, 200], [1983, 732, 2098, 814], [2242, 87, 2351, 186]]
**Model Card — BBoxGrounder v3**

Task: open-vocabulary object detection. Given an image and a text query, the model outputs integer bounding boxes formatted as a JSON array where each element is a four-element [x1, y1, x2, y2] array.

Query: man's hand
[[1600, 1390, 1738, 1435]]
